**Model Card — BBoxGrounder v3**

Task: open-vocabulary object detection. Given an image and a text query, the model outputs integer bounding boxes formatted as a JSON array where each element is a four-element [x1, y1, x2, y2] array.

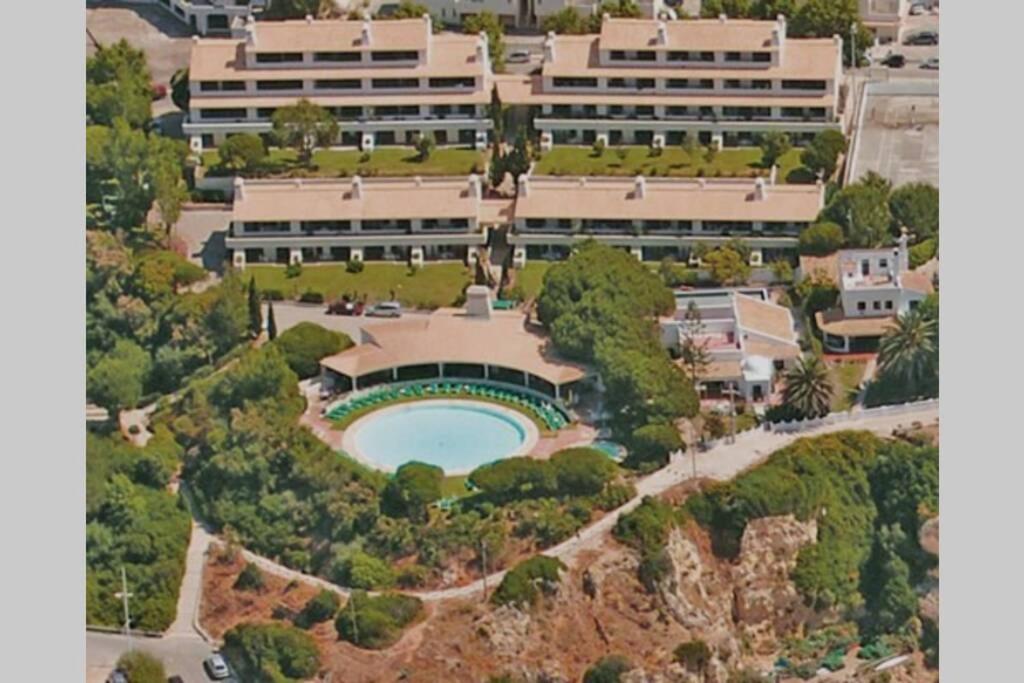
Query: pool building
[[319, 286, 589, 402]]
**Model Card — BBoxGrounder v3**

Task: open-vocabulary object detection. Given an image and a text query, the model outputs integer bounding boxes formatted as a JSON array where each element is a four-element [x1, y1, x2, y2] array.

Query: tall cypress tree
[[247, 276, 262, 337], [266, 299, 278, 341]]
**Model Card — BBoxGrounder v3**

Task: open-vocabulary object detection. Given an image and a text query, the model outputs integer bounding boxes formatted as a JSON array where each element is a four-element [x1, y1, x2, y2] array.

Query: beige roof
[[190, 32, 485, 81], [799, 253, 839, 284], [479, 198, 516, 225], [815, 309, 897, 338], [699, 358, 744, 382], [249, 17, 429, 54], [542, 34, 840, 82], [321, 309, 588, 385], [233, 177, 483, 222], [743, 337, 801, 360], [599, 18, 778, 53], [734, 293, 797, 343], [515, 177, 822, 222], [901, 270, 935, 295]]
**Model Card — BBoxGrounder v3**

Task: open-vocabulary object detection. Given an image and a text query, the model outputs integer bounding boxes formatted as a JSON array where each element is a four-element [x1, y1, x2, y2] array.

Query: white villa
[[802, 231, 934, 353], [495, 15, 845, 151], [660, 288, 801, 402], [154, 0, 268, 36], [183, 16, 494, 152]]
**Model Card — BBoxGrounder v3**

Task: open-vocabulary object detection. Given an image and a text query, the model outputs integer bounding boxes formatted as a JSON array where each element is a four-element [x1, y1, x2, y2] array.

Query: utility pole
[[849, 22, 856, 68], [727, 382, 737, 445], [480, 540, 489, 603], [115, 566, 134, 652]]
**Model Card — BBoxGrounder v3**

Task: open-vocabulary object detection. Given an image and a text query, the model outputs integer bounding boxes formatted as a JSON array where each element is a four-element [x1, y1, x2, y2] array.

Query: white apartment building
[[183, 16, 494, 152], [154, 0, 268, 36], [660, 288, 801, 402], [508, 174, 824, 266], [803, 231, 933, 353], [859, 0, 908, 45], [496, 15, 844, 150]]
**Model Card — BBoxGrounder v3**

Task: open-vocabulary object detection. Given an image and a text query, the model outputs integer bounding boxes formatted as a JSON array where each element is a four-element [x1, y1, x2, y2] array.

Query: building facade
[[183, 16, 493, 152], [155, 0, 268, 36], [859, 0, 908, 45], [496, 15, 845, 150], [345, 0, 666, 30]]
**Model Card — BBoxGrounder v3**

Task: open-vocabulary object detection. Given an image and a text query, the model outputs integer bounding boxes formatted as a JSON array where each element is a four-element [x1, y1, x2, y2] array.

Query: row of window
[[200, 77, 476, 93], [521, 219, 806, 233], [856, 300, 895, 312], [546, 104, 824, 118], [254, 50, 419, 64], [240, 219, 470, 234], [607, 50, 773, 64], [199, 104, 480, 121], [551, 77, 827, 91]]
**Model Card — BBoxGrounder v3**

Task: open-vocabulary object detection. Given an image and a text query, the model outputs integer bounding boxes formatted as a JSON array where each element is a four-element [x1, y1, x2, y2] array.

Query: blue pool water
[[351, 402, 530, 473], [591, 440, 627, 461]]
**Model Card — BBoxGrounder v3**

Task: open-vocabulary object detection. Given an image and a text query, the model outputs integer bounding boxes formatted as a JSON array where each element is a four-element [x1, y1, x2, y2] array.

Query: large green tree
[[781, 355, 833, 419], [87, 39, 152, 128], [822, 177, 893, 248], [790, 0, 872, 66], [800, 129, 847, 180], [272, 322, 351, 378], [88, 339, 152, 413], [220, 134, 267, 173], [272, 99, 339, 165], [889, 182, 939, 241], [381, 461, 444, 523], [223, 622, 321, 681], [877, 309, 938, 397]]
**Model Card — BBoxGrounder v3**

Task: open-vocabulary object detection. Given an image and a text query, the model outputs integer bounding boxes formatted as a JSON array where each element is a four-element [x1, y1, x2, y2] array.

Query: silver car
[[367, 301, 402, 318], [204, 653, 232, 679], [920, 57, 939, 70], [507, 49, 531, 64]]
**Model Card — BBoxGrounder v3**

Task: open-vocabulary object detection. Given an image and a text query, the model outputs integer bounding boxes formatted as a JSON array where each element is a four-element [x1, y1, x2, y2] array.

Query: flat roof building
[[496, 15, 845, 151], [183, 16, 493, 151]]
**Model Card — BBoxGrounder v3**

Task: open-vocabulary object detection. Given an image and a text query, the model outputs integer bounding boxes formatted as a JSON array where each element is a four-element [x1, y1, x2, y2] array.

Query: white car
[[507, 50, 531, 64], [920, 57, 939, 70], [367, 301, 402, 318], [204, 654, 231, 680]]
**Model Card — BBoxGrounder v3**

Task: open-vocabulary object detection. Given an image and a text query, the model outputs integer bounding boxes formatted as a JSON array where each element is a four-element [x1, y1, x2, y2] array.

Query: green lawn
[[202, 147, 486, 178], [247, 263, 472, 310], [829, 360, 867, 412], [533, 146, 811, 182], [512, 262, 554, 302]]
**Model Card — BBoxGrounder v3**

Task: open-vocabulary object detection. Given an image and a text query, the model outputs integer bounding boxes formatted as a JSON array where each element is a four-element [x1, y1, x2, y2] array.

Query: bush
[[298, 289, 324, 304], [219, 133, 267, 173], [548, 448, 616, 496], [628, 424, 684, 468], [799, 222, 845, 256], [285, 262, 302, 278], [272, 322, 352, 379], [261, 288, 285, 301], [116, 651, 165, 683], [346, 259, 365, 274], [491, 555, 567, 608], [331, 550, 396, 590], [335, 591, 423, 649], [381, 461, 444, 523], [583, 655, 633, 683], [800, 129, 847, 179], [613, 496, 678, 555], [234, 562, 265, 591], [908, 237, 937, 269], [397, 564, 429, 588], [223, 622, 320, 681], [674, 640, 712, 671], [297, 589, 340, 628]]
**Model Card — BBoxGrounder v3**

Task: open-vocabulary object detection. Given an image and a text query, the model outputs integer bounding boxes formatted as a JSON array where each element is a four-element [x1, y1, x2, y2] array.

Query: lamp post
[[849, 22, 857, 68], [114, 566, 134, 652], [723, 381, 740, 445]]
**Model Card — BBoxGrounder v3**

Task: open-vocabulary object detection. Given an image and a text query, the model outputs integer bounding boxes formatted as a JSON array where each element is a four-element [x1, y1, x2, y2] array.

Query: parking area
[[849, 82, 939, 187], [868, 9, 940, 70], [87, 1, 193, 117], [172, 206, 231, 271]]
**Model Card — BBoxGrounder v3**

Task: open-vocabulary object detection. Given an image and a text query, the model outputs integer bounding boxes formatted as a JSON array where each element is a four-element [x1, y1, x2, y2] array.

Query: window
[[525, 219, 548, 229], [371, 50, 418, 62], [699, 51, 714, 62], [857, 301, 867, 312], [372, 78, 419, 89], [725, 79, 742, 89], [302, 220, 351, 233], [635, 51, 656, 62], [256, 80, 302, 91], [861, 259, 870, 276], [200, 81, 245, 92], [200, 108, 247, 120], [314, 51, 361, 63], [725, 51, 742, 62], [909, 300, 920, 310], [429, 77, 475, 88], [637, 78, 655, 89], [885, 300, 894, 310], [751, 80, 771, 90], [752, 52, 771, 63], [782, 79, 827, 91], [200, 81, 219, 92], [610, 50, 627, 61], [256, 108, 277, 119], [255, 52, 303, 64], [552, 77, 598, 88], [873, 301, 882, 310], [315, 79, 361, 90], [879, 258, 888, 269], [608, 78, 627, 89]]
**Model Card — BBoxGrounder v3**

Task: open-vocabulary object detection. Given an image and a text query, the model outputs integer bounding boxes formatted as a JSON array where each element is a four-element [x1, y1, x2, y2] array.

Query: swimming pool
[[341, 400, 539, 474]]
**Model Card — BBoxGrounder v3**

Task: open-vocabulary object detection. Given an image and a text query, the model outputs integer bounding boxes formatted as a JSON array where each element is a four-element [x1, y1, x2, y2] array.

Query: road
[[270, 300, 432, 340], [86, 631, 214, 683]]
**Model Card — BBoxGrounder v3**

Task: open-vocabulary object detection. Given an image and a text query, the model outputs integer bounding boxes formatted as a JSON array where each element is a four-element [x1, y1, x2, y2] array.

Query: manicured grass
[[533, 146, 810, 182], [329, 393, 555, 435], [247, 263, 472, 310], [829, 360, 866, 412], [202, 147, 486, 178], [512, 262, 554, 301]]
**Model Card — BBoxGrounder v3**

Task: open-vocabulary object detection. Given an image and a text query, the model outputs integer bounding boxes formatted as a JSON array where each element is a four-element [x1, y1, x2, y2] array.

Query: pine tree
[[266, 299, 278, 341], [247, 277, 262, 338]]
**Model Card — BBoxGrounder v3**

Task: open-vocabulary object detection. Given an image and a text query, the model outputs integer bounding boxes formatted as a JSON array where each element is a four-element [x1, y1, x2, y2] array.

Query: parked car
[[881, 53, 906, 68], [204, 654, 232, 680], [909, 3, 925, 15], [920, 57, 939, 70], [507, 49, 531, 64], [150, 83, 168, 100], [326, 296, 364, 316], [904, 31, 938, 45], [366, 301, 402, 318], [106, 671, 128, 683]]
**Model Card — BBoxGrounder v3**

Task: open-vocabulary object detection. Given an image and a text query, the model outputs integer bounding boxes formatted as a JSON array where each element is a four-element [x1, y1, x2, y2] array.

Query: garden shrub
[[908, 237, 937, 269], [272, 322, 352, 379], [223, 622, 320, 681], [346, 259, 365, 274], [331, 550, 396, 590], [583, 655, 633, 683], [234, 562, 265, 591], [285, 262, 302, 279], [261, 288, 285, 301], [116, 651, 166, 683], [628, 424, 684, 468], [798, 222, 845, 256], [491, 555, 567, 608], [613, 496, 679, 555], [298, 289, 324, 304], [335, 591, 423, 649], [674, 640, 712, 671], [296, 589, 340, 628]]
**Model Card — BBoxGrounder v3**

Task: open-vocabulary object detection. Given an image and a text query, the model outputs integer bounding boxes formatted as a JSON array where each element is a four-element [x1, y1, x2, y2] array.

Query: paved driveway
[[86, 631, 215, 683], [270, 301, 432, 340]]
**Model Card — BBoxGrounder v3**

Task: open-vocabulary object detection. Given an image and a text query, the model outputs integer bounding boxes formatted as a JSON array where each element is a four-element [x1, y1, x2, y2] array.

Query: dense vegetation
[[271, 322, 352, 379], [335, 591, 424, 649], [86, 432, 190, 630], [491, 555, 567, 608], [582, 654, 634, 683], [865, 294, 939, 406], [116, 651, 166, 683], [537, 242, 698, 440], [223, 622, 321, 682]]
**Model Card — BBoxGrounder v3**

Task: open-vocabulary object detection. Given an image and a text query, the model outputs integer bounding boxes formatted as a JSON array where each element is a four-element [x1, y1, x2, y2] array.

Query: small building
[[660, 288, 801, 402], [803, 231, 934, 353], [155, 0, 268, 36], [319, 288, 589, 401]]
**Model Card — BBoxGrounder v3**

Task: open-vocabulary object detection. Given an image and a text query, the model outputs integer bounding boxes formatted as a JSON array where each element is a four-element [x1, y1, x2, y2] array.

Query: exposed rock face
[[477, 603, 532, 658]]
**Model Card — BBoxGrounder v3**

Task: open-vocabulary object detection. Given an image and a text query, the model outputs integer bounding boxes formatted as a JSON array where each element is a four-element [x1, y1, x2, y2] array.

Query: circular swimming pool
[[341, 400, 539, 474]]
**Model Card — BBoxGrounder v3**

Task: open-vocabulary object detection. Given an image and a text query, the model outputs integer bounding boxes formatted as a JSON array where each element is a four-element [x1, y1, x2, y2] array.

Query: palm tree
[[782, 355, 834, 419], [878, 309, 938, 395]]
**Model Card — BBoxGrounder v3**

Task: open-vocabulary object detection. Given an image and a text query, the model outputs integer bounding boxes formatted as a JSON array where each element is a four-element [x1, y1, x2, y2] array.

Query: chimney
[[656, 20, 668, 46], [754, 177, 767, 200], [769, 165, 778, 186], [423, 12, 432, 35], [465, 285, 492, 319], [352, 175, 363, 199], [517, 174, 529, 197], [361, 20, 372, 46], [891, 247, 901, 285], [469, 173, 482, 200], [898, 227, 910, 271], [476, 31, 489, 66], [578, 177, 587, 187], [233, 177, 244, 200], [305, 14, 313, 24], [634, 175, 646, 199], [245, 14, 256, 47], [414, 175, 423, 187], [543, 31, 556, 62]]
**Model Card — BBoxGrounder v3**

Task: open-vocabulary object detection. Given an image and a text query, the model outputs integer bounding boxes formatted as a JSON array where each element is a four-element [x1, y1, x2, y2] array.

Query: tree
[[335, 592, 423, 650], [861, 524, 918, 637], [469, 457, 555, 501], [541, 7, 589, 35], [889, 182, 938, 241], [464, 12, 506, 73], [266, 299, 278, 340], [759, 131, 791, 168], [679, 300, 712, 385], [88, 339, 152, 413], [801, 129, 847, 180], [491, 555, 566, 608], [674, 640, 712, 678], [822, 178, 893, 248], [583, 655, 633, 683], [333, 550, 396, 589], [877, 309, 938, 396], [86, 39, 152, 128], [297, 589, 341, 627], [204, 274, 249, 355], [629, 424, 684, 467], [381, 461, 444, 523], [751, 0, 798, 19], [272, 322, 351, 378], [170, 68, 189, 112], [234, 561, 266, 591], [701, 0, 753, 17], [271, 99, 339, 165], [790, 0, 872, 66], [549, 448, 616, 495], [247, 277, 262, 338], [781, 355, 833, 419], [223, 622, 320, 680], [116, 651, 166, 683], [220, 134, 267, 173], [414, 132, 436, 162], [798, 221, 845, 255], [703, 246, 750, 286]]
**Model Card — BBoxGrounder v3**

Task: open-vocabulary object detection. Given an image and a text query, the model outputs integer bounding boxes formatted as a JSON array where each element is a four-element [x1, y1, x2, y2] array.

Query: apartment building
[[496, 15, 844, 151], [183, 16, 493, 152], [859, 0, 908, 44], [509, 174, 824, 266], [660, 288, 801, 403], [802, 230, 933, 353]]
